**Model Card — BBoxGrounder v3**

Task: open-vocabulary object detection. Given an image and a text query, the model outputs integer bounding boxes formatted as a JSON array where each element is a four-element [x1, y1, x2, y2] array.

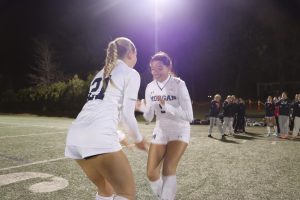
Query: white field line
[[0, 122, 68, 129], [0, 157, 68, 171], [0, 145, 138, 171], [0, 131, 66, 139]]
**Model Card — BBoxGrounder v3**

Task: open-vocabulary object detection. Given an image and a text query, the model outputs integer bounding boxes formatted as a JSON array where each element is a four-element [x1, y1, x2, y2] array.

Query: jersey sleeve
[[117, 130, 126, 142], [124, 70, 140, 100], [120, 70, 143, 143], [163, 81, 194, 122], [142, 85, 155, 122]]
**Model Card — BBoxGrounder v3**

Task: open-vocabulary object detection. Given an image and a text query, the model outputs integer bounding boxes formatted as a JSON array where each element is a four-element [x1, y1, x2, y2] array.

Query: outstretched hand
[[135, 138, 149, 152], [135, 99, 146, 112]]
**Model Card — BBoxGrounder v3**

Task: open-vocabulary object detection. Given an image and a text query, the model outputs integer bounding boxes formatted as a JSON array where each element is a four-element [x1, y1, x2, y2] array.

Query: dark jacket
[[275, 99, 291, 116], [231, 102, 239, 116], [209, 100, 221, 117], [293, 101, 300, 117], [223, 101, 235, 117], [237, 103, 246, 117], [265, 102, 275, 117]]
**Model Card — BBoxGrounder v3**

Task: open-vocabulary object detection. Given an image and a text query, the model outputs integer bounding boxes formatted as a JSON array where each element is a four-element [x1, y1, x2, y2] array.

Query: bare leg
[[162, 141, 188, 176], [76, 150, 135, 200], [161, 141, 188, 200], [147, 144, 166, 181], [147, 144, 166, 198]]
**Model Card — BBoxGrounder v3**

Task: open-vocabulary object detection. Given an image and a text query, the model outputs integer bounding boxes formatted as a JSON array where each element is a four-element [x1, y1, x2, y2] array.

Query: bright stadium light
[[154, 0, 169, 21], [124, 0, 189, 52], [153, 0, 186, 52]]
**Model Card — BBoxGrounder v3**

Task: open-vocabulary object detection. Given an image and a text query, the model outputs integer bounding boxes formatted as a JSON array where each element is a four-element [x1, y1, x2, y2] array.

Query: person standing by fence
[[276, 92, 291, 139], [292, 94, 300, 139], [208, 94, 225, 139], [264, 96, 277, 136]]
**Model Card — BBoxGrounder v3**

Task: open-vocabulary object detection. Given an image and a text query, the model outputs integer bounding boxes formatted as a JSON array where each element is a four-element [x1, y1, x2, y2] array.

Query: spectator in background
[[235, 98, 246, 133], [292, 94, 300, 139], [208, 94, 225, 139], [274, 97, 280, 136], [223, 95, 235, 135], [290, 94, 299, 132], [257, 99, 263, 112], [264, 96, 277, 137], [232, 95, 239, 131], [248, 99, 252, 110], [276, 92, 291, 139]]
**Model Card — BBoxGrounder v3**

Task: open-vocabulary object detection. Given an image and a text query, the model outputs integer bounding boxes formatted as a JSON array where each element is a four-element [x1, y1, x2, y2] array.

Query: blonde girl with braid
[[65, 37, 148, 200]]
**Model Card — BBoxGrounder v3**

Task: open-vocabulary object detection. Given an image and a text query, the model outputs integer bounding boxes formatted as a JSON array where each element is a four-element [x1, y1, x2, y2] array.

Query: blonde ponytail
[[103, 41, 118, 78], [102, 37, 136, 88]]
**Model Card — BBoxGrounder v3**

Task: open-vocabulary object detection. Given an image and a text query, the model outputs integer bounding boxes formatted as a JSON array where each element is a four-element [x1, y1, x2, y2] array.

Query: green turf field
[[0, 114, 299, 200]]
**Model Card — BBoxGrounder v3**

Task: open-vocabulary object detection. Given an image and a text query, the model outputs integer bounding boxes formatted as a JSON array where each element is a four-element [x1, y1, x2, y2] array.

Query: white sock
[[267, 126, 271, 134], [274, 126, 277, 133], [161, 175, 177, 200], [96, 193, 114, 200], [149, 177, 163, 199], [113, 195, 128, 200]]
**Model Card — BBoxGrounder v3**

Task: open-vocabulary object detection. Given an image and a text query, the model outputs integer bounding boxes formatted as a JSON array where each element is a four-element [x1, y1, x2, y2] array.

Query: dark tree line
[[0, 0, 299, 102]]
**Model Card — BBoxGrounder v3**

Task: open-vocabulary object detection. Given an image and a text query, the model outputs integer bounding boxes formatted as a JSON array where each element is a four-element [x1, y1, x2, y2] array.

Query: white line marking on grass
[[29, 176, 69, 193], [0, 157, 67, 171], [0, 131, 65, 139], [271, 141, 276, 145], [0, 172, 69, 193], [0, 122, 68, 129]]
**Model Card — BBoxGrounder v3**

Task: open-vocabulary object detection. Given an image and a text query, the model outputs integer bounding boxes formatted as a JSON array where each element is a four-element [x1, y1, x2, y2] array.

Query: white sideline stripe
[[0, 131, 65, 139], [0, 157, 67, 171], [0, 122, 68, 129], [271, 141, 276, 145]]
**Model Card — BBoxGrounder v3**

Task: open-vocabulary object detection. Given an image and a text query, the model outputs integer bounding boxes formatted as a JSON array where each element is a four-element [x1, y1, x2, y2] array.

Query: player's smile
[[150, 60, 170, 82]]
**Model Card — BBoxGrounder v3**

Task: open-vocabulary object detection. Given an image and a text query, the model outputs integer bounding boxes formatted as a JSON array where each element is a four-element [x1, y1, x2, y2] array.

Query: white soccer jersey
[[65, 59, 142, 152], [143, 75, 194, 132]]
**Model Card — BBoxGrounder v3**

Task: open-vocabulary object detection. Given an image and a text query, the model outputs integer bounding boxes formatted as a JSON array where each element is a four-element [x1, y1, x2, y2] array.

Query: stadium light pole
[[153, 0, 185, 52], [154, 0, 169, 52], [154, 0, 160, 52]]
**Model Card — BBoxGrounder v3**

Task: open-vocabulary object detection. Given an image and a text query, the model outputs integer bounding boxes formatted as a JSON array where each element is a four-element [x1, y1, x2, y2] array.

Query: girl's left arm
[[162, 81, 194, 122]]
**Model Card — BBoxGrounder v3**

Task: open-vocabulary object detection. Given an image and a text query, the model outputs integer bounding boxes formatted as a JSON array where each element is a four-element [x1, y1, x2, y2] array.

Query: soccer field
[[0, 115, 299, 200]]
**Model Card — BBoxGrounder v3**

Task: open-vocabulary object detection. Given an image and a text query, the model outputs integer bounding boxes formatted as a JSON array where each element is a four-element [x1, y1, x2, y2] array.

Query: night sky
[[0, 0, 299, 100]]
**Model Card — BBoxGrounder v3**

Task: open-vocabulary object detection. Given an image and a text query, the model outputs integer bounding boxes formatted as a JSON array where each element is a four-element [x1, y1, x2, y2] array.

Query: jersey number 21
[[87, 76, 110, 101]]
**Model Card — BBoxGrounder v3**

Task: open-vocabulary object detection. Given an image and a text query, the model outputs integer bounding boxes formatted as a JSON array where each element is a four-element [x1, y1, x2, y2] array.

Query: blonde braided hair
[[101, 37, 136, 89], [103, 37, 136, 81], [103, 41, 118, 79]]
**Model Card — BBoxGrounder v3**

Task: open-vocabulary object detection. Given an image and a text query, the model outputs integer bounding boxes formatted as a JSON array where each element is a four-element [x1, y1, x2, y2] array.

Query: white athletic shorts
[[65, 144, 122, 159], [151, 126, 190, 145]]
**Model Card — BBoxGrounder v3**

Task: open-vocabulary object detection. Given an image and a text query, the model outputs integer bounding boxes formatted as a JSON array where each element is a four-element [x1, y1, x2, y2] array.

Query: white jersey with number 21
[[65, 59, 142, 152]]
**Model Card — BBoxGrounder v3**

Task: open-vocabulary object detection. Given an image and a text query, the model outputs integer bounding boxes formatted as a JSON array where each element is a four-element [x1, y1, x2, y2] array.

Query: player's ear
[[126, 50, 135, 60]]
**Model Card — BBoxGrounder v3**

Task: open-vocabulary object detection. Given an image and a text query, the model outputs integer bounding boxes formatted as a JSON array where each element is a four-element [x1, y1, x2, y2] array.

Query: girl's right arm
[[121, 71, 143, 143], [138, 85, 155, 122]]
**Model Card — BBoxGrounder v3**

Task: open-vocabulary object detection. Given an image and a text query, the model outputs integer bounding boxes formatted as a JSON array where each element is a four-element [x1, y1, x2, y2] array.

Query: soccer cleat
[[280, 135, 288, 139], [208, 134, 213, 138]]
